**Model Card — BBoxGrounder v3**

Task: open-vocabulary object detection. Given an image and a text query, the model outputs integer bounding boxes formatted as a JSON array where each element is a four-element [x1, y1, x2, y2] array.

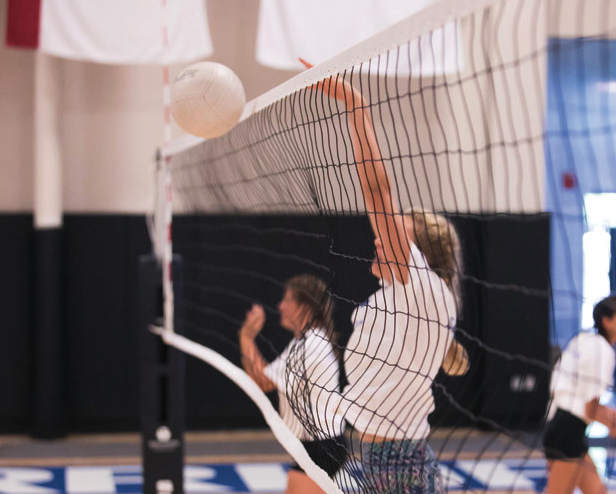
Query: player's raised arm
[[301, 60, 412, 285]]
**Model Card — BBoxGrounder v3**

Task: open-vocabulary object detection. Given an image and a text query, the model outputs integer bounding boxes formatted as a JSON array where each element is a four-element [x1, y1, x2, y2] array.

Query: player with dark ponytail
[[543, 295, 616, 494]]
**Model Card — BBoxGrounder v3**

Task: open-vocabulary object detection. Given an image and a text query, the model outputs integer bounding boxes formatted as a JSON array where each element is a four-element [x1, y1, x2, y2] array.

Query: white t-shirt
[[343, 243, 456, 440], [264, 327, 345, 441], [550, 332, 615, 422]]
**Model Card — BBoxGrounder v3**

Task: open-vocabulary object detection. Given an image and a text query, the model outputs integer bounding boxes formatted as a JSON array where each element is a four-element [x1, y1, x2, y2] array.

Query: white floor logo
[[0, 460, 614, 493]]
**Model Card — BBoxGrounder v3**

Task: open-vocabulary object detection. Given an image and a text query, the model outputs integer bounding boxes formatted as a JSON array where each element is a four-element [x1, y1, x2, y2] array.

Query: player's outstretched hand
[[240, 304, 266, 340], [299, 58, 364, 108]]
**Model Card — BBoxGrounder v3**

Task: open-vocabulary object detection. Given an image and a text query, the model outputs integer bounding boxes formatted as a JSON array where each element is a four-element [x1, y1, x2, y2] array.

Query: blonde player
[[302, 60, 467, 493]]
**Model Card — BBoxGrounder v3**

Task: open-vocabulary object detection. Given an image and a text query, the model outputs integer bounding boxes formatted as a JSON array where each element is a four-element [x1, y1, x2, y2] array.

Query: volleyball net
[[159, 0, 616, 491]]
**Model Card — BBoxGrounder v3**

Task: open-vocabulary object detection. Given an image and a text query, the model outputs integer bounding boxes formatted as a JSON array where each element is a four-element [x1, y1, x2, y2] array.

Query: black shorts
[[543, 408, 588, 460], [290, 435, 347, 477]]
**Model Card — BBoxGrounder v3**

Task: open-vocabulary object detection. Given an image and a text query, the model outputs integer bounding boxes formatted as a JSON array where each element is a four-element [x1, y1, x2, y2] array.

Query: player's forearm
[[239, 335, 275, 392], [347, 103, 390, 205], [586, 399, 616, 432]]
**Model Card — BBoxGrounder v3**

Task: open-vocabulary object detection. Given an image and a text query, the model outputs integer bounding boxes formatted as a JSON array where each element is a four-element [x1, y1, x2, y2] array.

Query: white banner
[[256, 0, 444, 70], [39, 0, 213, 65]]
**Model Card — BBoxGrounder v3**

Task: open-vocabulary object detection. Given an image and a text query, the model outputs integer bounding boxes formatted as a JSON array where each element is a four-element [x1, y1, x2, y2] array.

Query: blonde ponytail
[[442, 340, 470, 376], [405, 210, 468, 376]]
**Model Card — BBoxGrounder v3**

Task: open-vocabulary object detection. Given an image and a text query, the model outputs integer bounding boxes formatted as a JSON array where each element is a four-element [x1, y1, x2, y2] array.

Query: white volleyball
[[170, 62, 246, 139]]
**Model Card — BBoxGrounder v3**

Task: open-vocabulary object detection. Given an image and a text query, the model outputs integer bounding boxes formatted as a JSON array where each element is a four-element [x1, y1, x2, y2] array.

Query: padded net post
[[139, 255, 185, 494]]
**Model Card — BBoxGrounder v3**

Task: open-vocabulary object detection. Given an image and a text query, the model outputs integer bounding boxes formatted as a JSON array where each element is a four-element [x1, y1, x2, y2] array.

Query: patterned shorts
[[361, 438, 442, 494]]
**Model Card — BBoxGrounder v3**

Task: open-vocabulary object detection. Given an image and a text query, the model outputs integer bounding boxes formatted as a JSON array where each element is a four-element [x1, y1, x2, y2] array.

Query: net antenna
[[153, 24, 176, 334], [156, 142, 174, 337]]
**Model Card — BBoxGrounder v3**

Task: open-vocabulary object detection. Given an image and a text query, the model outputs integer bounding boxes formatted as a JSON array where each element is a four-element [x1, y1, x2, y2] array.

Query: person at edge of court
[[543, 295, 616, 494]]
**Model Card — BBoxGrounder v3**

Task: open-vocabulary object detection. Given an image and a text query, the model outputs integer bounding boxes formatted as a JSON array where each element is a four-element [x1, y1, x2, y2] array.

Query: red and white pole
[[160, 0, 174, 335], [141, 3, 185, 494]]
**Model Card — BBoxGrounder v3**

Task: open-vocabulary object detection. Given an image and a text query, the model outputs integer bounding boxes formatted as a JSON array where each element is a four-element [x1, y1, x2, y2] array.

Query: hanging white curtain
[[35, 0, 212, 65], [255, 0, 457, 71]]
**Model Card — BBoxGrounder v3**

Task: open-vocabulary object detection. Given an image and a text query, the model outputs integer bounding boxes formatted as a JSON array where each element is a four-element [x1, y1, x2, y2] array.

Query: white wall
[[0, 0, 298, 214], [0, 28, 35, 212], [1, 0, 613, 215]]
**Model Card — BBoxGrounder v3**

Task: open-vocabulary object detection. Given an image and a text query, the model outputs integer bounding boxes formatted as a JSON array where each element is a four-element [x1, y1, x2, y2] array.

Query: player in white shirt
[[301, 60, 469, 494], [543, 295, 616, 494], [239, 274, 346, 494]]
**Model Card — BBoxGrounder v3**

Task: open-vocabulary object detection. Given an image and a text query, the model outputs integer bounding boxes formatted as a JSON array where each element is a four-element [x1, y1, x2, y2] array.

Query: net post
[[142, 0, 184, 481], [139, 255, 185, 494]]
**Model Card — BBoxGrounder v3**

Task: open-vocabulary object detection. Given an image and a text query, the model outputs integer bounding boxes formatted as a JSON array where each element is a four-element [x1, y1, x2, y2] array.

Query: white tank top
[[264, 327, 345, 440], [343, 243, 456, 439]]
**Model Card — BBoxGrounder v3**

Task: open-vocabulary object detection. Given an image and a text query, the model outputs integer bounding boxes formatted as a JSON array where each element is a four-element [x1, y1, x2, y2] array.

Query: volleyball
[[170, 62, 246, 139]]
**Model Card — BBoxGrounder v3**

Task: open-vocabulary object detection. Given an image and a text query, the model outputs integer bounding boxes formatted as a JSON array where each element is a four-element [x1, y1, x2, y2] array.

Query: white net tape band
[[158, 330, 345, 494], [165, 0, 506, 158]]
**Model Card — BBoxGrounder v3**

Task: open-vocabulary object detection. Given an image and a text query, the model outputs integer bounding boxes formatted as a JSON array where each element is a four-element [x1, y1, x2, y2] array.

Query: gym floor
[[5, 427, 614, 493]]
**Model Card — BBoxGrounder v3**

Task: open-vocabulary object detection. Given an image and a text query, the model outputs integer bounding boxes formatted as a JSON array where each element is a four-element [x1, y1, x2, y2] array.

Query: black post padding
[[32, 227, 67, 439], [478, 216, 551, 428], [140, 255, 185, 494]]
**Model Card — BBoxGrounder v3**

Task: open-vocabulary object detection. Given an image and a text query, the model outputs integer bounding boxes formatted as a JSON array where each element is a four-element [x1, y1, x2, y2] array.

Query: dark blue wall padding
[[0, 213, 550, 433]]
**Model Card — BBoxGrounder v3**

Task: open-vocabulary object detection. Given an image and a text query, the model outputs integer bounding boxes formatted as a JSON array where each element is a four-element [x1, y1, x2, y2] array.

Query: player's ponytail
[[284, 274, 337, 355]]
